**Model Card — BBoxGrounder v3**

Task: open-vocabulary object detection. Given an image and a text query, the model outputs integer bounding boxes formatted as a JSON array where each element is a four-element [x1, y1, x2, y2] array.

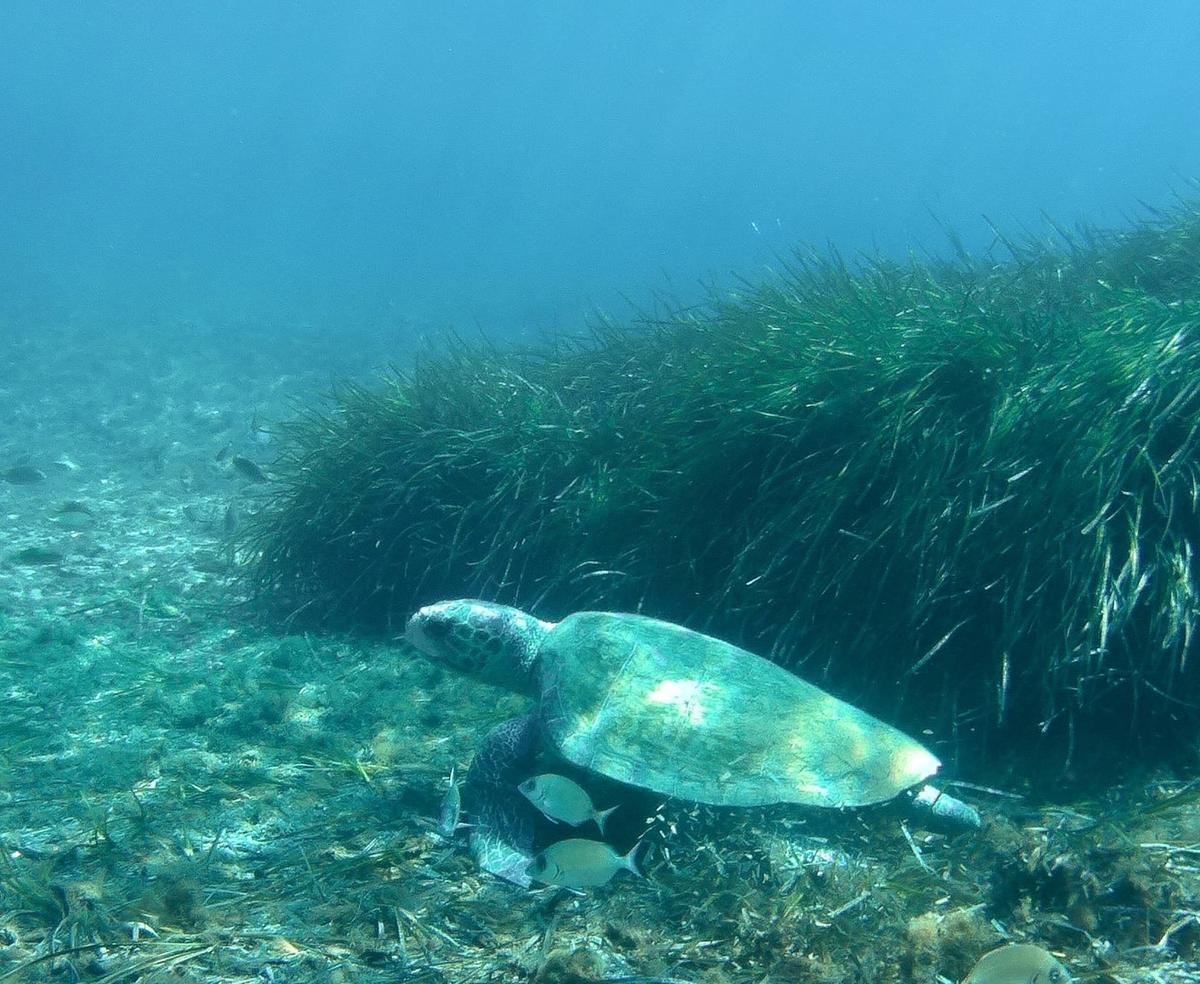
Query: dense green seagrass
[[245, 200, 1200, 771]]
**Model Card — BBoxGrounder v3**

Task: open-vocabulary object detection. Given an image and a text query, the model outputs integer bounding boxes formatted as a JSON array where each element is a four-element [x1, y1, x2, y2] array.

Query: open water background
[[1, 2, 1199, 340]]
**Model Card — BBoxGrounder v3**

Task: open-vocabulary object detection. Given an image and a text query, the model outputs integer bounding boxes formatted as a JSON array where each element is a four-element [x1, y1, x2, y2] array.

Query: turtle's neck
[[466, 604, 554, 697], [507, 612, 554, 696]]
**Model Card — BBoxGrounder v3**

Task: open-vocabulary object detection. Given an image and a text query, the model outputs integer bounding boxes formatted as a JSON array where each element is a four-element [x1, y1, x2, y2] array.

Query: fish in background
[[250, 412, 272, 446], [2, 464, 47, 484]]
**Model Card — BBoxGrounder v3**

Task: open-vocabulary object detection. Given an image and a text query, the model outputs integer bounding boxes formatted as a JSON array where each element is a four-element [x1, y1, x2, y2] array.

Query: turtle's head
[[404, 599, 551, 696]]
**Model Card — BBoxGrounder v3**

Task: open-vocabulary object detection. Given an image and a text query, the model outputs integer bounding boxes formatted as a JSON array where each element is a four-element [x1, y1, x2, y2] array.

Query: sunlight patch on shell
[[645, 678, 720, 726]]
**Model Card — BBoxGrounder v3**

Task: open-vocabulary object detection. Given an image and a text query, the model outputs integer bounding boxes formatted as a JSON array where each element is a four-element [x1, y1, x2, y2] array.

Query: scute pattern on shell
[[538, 612, 940, 808]]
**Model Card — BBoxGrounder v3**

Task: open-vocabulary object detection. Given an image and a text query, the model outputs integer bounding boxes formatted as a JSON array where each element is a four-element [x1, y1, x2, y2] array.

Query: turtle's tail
[[907, 783, 982, 832]]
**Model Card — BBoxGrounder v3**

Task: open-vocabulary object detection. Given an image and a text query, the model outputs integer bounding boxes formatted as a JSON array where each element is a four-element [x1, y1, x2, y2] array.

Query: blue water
[[2, 1, 1198, 336]]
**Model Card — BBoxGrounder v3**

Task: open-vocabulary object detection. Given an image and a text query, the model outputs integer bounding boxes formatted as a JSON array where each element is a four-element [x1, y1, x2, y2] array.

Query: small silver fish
[[526, 838, 640, 889], [2, 465, 47, 485], [50, 500, 96, 529], [518, 774, 619, 833], [230, 456, 269, 482], [223, 502, 239, 535], [963, 944, 1070, 984], [10, 545, 65, 566], [250, 413, 272, 446], [437, 767, 469, 840]]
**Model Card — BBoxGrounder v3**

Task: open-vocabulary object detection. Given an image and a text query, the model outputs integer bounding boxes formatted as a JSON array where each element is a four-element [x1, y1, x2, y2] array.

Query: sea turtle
[[406, 599, 980, 886]]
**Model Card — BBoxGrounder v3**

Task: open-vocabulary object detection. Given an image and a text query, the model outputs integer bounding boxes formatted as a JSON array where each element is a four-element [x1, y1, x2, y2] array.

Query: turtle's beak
[[403, 617, 429, 654], [403, 605, 443, 659], [404, 601, 476, 672]]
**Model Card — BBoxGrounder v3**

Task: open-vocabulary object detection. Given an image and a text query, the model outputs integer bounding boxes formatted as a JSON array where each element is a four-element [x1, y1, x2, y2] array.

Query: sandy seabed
[[0, 320, 1196, 984]]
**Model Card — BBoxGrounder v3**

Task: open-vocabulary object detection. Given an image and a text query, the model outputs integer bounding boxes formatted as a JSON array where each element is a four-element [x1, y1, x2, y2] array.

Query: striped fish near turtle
[[405, 599, 981, 887]]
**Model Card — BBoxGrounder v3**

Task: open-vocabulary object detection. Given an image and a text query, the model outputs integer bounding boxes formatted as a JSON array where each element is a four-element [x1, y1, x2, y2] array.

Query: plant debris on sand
[[2, 223, 1199, 981], [1, 606, 1198, 983], [247, 199, 1200, 775]]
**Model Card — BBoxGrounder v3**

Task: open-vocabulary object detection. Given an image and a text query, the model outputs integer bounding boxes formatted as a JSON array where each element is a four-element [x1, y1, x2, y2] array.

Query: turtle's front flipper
[[464, 713, 541, 887], [905, 783, 981, 832]]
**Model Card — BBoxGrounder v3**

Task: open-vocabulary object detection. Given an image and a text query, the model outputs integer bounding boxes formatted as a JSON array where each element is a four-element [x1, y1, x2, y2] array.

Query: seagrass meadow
[[245, 201, 1200, 780]]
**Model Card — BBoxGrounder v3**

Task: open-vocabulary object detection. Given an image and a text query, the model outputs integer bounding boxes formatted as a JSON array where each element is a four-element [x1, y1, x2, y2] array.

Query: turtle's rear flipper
[[464, 713, 540, 887], [906, 783, 981, 832]]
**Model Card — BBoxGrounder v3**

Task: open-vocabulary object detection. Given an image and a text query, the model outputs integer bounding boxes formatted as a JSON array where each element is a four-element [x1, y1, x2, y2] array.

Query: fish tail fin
[[620, 840, 644, 878], [595, 804, 620, 835]]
